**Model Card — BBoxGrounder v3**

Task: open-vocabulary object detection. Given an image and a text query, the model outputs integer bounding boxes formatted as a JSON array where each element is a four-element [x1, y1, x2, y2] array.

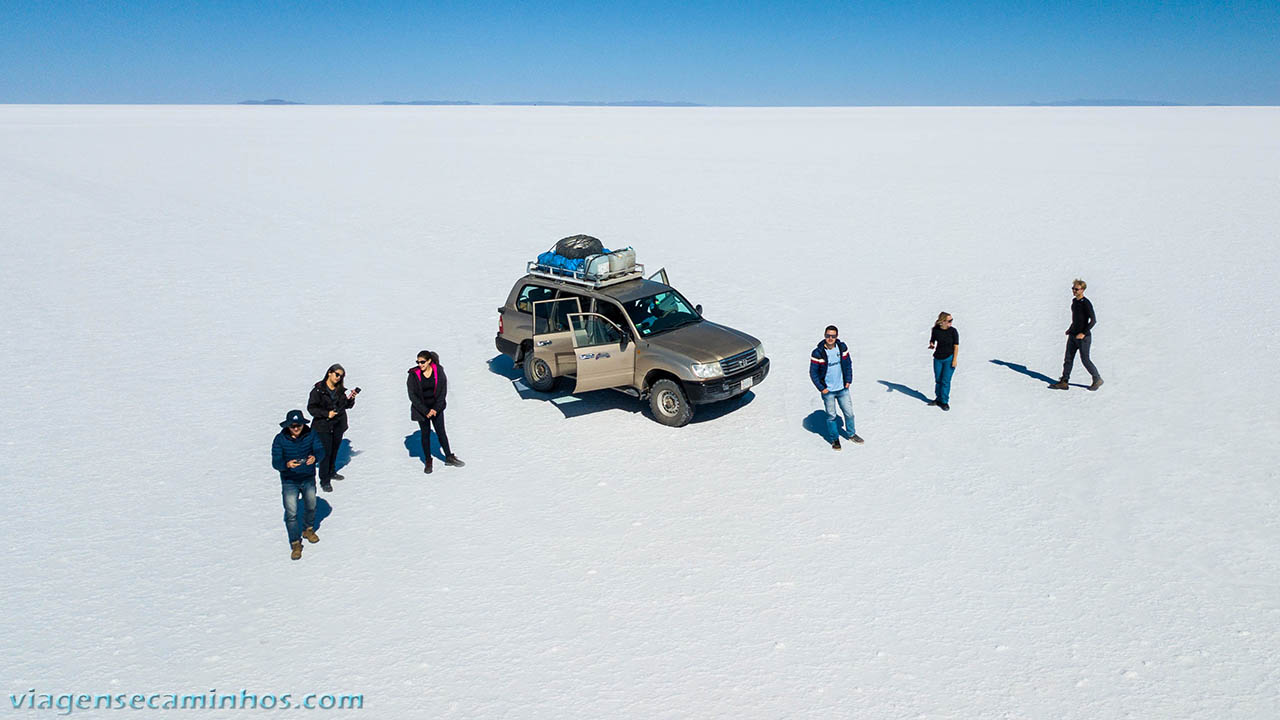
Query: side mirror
[[695, 304, 703, 316]]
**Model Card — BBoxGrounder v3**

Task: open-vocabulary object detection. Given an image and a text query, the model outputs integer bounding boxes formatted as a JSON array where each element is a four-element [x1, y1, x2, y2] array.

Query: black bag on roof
[[553, 234, 604, 259]]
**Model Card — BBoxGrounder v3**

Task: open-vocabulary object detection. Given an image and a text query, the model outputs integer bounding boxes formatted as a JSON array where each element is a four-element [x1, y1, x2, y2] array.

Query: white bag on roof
[[607, 247, 636, 274], [582, 248, 636, 279]]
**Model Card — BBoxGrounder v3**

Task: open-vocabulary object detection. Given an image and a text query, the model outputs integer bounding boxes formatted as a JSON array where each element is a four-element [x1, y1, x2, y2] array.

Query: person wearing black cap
[[271, 409, 326, 560], [308, 363, 359, 492]]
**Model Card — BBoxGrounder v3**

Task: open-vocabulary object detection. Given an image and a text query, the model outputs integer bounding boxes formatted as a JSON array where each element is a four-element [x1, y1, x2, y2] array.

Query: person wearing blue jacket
[[810, 325, 863, 450], [271, 409, 325, 560]]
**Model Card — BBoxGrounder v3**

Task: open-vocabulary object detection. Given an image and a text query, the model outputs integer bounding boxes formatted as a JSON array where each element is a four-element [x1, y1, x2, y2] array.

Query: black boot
[[445, 454, 465, 467]]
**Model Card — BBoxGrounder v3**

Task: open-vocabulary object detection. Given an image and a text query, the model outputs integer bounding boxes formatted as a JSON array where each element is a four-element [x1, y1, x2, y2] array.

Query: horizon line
[[3, 101, 1275, 108]]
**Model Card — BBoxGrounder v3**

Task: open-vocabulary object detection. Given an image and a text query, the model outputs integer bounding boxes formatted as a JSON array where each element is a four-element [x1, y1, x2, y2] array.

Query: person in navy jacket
[[810, 325, 862, 449], [271, 409, 325, 560]]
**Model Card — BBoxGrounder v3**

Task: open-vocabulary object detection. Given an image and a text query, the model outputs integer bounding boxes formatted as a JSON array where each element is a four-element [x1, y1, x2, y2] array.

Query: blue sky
[[2, 0, 1277, 104]]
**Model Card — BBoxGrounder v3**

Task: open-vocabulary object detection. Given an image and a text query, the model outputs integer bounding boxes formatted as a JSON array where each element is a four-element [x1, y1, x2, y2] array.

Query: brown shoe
[[302, 527, 319, 544], [290, 541, 303, 560], [1088, 378, 1104, 391], [1049, 381, 1069, 390]]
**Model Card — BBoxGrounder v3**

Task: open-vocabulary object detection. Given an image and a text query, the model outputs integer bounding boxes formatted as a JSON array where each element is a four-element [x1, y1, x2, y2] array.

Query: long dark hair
[[323, 363, 346, 392], [417, 350, 439, 367]]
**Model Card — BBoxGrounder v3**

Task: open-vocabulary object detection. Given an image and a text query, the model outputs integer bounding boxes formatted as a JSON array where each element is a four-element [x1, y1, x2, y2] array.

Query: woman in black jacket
[[407, 350, 464, 474], [308, 363, 358, 491]]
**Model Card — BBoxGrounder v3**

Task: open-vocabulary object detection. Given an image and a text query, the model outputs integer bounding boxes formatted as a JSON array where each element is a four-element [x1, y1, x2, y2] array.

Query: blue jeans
[[933, 355, 956, 404], [822, 388, 856, 440], [281, 478, 317, 544]]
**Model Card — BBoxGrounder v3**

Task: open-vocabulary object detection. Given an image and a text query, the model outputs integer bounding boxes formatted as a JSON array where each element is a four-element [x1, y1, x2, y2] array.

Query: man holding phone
[[271, 409, 325, 560]]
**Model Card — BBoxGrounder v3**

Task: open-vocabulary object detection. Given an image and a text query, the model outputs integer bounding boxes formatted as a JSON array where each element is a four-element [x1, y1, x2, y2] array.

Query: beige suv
[[495, 263, 769, 427]]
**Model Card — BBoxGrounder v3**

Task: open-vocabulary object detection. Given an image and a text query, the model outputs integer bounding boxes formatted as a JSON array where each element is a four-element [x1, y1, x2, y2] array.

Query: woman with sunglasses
[[927, 313, 959, 411], [308, 363, 358, 492], [407, 350, 465, 474]]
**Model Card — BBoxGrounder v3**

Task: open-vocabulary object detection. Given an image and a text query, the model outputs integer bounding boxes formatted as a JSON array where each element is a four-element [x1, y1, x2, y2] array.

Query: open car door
[[532, 297, 582, 377], [648, 267, 668, 285], [568, 312, 636, 393]]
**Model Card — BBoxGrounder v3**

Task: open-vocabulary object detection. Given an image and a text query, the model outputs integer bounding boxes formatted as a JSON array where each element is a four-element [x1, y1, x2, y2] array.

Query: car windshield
[[624, 291, 701, 337]]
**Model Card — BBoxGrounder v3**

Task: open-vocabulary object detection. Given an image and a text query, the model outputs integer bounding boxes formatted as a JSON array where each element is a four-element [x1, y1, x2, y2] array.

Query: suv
[[495, 264, 769, 427]]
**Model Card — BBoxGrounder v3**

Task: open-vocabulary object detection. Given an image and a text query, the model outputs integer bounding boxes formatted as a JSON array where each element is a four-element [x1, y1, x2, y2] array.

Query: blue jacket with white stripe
[[809, 339, 852, 391]]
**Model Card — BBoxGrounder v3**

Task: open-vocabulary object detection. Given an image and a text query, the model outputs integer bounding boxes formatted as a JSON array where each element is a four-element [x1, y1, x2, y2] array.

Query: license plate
[[740, 376, 753, 390]]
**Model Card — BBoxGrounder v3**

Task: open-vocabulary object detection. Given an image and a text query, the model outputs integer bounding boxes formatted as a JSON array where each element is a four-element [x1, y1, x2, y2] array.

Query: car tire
[[523, 353, 557, 392], [649, 379, 694, 427]]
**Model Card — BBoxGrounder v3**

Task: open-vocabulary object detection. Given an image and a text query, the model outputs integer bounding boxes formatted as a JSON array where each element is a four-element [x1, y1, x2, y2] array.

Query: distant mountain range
[[379, 99, 704, 107], [238, 99, 305, 105], [239, 99, 703, 106], [237, 98, 1230, 107], [1028, 99, 1198, 107]]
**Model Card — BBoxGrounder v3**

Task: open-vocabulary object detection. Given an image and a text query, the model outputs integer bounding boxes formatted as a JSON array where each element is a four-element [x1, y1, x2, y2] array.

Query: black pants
[[1061, 335, 1101, 382], [317, 426, 345, 481], [418, 413, 451, 463]]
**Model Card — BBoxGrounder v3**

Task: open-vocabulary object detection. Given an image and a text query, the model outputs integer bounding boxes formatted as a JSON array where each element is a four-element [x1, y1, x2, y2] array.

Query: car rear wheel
[[649, 379, 694, 427], [523, 352, 557, 392]]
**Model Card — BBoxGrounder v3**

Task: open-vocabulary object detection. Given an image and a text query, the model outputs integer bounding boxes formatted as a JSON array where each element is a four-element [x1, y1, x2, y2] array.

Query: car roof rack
[[525, 260, 646, 289]]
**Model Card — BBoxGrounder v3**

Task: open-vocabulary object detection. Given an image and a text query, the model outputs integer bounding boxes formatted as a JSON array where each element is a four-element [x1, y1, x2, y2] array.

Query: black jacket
[[407, 364, 448, 422], [308, 382, 355, 433], [1068, 297, 1097, 336]]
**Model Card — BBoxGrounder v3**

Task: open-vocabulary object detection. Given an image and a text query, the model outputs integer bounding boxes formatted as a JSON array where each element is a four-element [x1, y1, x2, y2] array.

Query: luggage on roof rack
[[528, 244, 643, 288]]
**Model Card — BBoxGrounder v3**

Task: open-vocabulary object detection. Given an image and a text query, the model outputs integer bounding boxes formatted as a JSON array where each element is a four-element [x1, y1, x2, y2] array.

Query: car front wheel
[[649, 379, 694, 427]]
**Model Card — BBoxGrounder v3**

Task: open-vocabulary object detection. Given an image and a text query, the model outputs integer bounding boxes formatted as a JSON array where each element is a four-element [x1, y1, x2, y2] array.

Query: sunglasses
[[331, 372, 344, 378], [288, 424, 302, 429], [416, 360, 429, 365], [824, 333, 838, 338]]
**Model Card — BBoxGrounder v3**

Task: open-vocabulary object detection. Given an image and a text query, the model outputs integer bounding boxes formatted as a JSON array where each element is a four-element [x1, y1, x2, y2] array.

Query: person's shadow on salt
[[802, 409, 846, 442], [404, 430, 443, 466], [990, 359, 1056, 385], [282, 497, 332, 530], [334, 438, 361, 473], [877, 380, 930, 403]]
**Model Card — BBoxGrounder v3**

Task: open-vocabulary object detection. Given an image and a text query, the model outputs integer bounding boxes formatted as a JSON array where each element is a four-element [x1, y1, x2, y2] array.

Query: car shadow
[[877, 380, 931, 403], [404, 430, 445, 464], [690, 391, 755, 424], [487, 353, 754, 423]]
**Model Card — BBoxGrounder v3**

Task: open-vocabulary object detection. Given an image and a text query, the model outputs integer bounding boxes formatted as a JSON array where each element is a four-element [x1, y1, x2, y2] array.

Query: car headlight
[[755, 343, 766, 364], [691, 361, 724, 379]]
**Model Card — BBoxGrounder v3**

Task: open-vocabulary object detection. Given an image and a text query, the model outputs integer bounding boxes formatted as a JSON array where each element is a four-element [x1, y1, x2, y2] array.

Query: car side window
[[592, 299, 631, 334], [571, 315, 622, 347], [516, 285, 555, 313], [551, 291, 588, 332]]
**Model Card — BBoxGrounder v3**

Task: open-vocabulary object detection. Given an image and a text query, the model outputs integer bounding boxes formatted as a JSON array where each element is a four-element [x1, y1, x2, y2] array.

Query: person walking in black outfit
[[1051, 279, 1104, 391], [407, 350, 465, 474], [308, 363, 359, 492]]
